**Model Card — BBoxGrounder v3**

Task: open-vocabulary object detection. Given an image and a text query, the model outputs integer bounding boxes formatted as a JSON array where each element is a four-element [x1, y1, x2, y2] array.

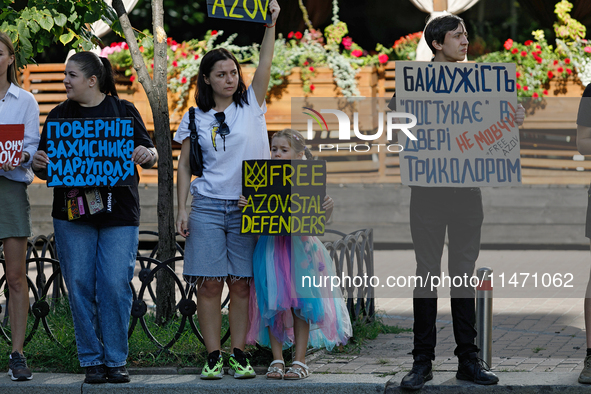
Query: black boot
[[456, 353, 499, 385], [400, 360, 433, 390]]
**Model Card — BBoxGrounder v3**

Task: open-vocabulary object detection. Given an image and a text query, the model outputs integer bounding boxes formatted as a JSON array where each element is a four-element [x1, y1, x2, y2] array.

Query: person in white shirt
[[174, 0, 280, 380], [0, 31, 40, 381]]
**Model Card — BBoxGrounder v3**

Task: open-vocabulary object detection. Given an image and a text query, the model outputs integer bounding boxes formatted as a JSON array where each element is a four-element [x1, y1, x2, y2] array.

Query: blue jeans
[[53, 219, 138, 368]]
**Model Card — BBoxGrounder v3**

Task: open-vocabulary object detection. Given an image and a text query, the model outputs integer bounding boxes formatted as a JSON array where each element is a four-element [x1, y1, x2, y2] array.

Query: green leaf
[[59, 30, 75, 44], [80, 40, 93, 51], [38, 15, 54, 31], [17, 20, 29, 38], [68, 11, 78, 23], [54, 13, 67, 27], [29, 20, 40, 34]]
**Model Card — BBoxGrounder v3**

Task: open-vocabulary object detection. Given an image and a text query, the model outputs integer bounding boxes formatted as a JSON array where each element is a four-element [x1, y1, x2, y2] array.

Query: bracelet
[[265, 22, 276, 28]]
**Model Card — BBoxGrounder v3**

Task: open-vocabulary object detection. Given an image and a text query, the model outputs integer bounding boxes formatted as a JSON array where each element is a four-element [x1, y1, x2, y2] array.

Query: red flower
[[553, 60, 559, 65], [516, 83, 521, 90], [303, 61, 309, 66], [288, 31, 294, 39], [122, 42, 129, 50], [310, 84, 315, 91], [309, 66, 314, 71], [342, 36, 353, 50], [536, 44, 541, 50], [194, 54, 200, 60], [139, 46, 144, 53], [521, 51, 527, 57], [557, 66, 564, 73], [523, 86, 529, 91], [378, 54, 389, 64], [524, 40, 533, 46], [129, 75, 136, 82], [294, 32, 303, 39], [167, 37, 172, 45], [151, 64, 154, 69], [536, 56, 542, 64], [351, 49, 363, 58], [565, 58, 571, 64], [181, 52, 187, 58], [211, 30, 218, 36], [566, 68, 572, 75], [181, 76, 187, 84], [533, 92, 539, 98], [543, 89, 548, 95], [511, 48, 519, 54], [548, 71, 554, 78], [516, 72, 521, 78], [172, 61, 178, 67], [504, 39, 513, 50]]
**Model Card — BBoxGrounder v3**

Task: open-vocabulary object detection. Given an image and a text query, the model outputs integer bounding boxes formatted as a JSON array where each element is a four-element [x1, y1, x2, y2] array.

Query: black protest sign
[[241, 159, 327, 236], [45, 118, 135, 187], [207, 0, 271, 24]]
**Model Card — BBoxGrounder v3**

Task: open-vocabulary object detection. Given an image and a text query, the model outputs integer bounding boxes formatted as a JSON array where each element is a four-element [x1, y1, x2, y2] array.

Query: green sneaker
[[201, 350, 223, 380], [228, 348, 256, 379]]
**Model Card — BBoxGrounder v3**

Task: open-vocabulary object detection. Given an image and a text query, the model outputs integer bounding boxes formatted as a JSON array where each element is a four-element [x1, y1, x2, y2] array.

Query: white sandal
[[266, 359, 285, 380], [284, 361, 310, 380]]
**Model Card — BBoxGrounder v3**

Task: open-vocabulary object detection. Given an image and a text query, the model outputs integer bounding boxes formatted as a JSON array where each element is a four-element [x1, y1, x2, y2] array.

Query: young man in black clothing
[[398, 14, 525, 390]]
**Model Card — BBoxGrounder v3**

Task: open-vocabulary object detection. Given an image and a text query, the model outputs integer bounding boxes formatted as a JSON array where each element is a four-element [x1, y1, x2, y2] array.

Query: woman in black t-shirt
[[32, 52, 157, 384]]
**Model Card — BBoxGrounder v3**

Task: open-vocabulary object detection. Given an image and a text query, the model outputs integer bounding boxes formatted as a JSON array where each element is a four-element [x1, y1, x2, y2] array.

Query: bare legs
[[267, 309, 310, 378], [3, 237, 29, 354]]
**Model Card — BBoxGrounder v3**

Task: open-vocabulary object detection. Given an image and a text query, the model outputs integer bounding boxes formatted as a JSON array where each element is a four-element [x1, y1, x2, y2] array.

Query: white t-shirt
[[174, 85, 270, 199]]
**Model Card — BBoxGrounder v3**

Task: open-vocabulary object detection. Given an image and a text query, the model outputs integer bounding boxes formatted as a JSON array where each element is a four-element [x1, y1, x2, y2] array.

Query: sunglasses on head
[[214, 112, 230, 136]]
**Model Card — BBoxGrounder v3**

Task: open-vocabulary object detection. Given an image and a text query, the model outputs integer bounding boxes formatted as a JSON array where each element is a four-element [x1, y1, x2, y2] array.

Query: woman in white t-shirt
[[174, 0, 280, 380]]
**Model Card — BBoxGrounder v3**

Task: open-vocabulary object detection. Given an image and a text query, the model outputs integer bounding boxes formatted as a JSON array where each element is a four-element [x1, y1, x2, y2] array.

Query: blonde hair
[[272, 128, 313, 160], [0, 32, 19, 87]]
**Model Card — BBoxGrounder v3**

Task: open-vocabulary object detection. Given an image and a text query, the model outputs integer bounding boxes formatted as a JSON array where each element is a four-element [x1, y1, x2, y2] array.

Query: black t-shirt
[[577, 84, 591, 127], [38, 96, 154, 226]]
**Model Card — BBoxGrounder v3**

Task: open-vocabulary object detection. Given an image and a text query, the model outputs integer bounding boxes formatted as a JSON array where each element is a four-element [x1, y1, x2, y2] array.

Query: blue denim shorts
[[184, 193, 256, 278]]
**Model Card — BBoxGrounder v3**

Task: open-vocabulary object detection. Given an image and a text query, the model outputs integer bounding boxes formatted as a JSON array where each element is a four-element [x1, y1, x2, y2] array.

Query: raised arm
[[251, 0, 280, 107]]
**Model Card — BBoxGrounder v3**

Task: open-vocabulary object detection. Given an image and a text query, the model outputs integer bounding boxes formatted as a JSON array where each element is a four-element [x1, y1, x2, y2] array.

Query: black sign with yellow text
[[207, 0, 271, 24], [241, 159, 327, 236]]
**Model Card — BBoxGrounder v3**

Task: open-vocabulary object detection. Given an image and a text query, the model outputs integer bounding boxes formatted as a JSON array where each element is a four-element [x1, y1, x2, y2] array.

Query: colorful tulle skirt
[[247, 235, 352, 351]]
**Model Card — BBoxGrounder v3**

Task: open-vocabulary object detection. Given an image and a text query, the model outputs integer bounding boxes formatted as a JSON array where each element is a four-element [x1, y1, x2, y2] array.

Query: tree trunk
[[113, 0, 177, 324]]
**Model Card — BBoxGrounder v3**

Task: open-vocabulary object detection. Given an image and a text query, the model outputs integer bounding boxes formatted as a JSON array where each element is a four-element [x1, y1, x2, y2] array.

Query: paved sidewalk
[[3, 249, 591, 392]]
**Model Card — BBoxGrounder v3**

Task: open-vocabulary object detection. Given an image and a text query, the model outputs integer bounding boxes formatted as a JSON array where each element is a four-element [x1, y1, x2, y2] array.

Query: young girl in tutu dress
[[241, 128, 352, 380]]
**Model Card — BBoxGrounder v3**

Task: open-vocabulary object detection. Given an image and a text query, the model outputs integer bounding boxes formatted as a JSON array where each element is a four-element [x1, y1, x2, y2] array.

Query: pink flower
[[524, 40, 533, 46], [566, 68, 572, 75], [548, 71, 554, 78], [194, 54, 200, 60], [351, 49, 363, 58], [122, 42, 129, 50], [288, 31, 294, 39], [523, 86, 529, 91], [310, 84, 315, 91], [504, 39, 513, 50], [181, 76, 187, 84], [585, 46, 591, 53], [295, 32, 303, 40], [378, 53, 389, 64], [521, 51, 527, 57], [129, 75, 136, 82], [511, 48, 519, 54], [171, 45, 178, 51], [533, 92, 539, 98], [172, 61, 178, 67], [309, 66, 314, 71], [565, 58, 571, 64], [342, 36, 353, 50]]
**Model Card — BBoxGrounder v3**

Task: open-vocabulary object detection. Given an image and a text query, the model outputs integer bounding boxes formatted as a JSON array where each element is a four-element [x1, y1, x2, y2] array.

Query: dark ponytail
[[69, 51, 118, 97]]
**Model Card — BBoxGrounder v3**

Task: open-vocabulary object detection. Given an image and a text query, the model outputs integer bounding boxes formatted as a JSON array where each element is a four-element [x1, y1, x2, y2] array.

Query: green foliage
[[0, 0, 114, 67]]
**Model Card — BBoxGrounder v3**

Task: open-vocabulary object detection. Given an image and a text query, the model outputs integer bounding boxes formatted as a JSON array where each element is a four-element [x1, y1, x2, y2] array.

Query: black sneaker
[[107, 366, 130, 383], [456, 354, 499, 385], [400, 361, 432, 390], [8, 351, 32, 381], [84, 364, 108, 384]]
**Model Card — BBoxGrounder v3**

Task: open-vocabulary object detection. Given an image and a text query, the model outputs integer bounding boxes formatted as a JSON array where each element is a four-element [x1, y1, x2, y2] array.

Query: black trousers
[[409, 186, 483, 361]]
